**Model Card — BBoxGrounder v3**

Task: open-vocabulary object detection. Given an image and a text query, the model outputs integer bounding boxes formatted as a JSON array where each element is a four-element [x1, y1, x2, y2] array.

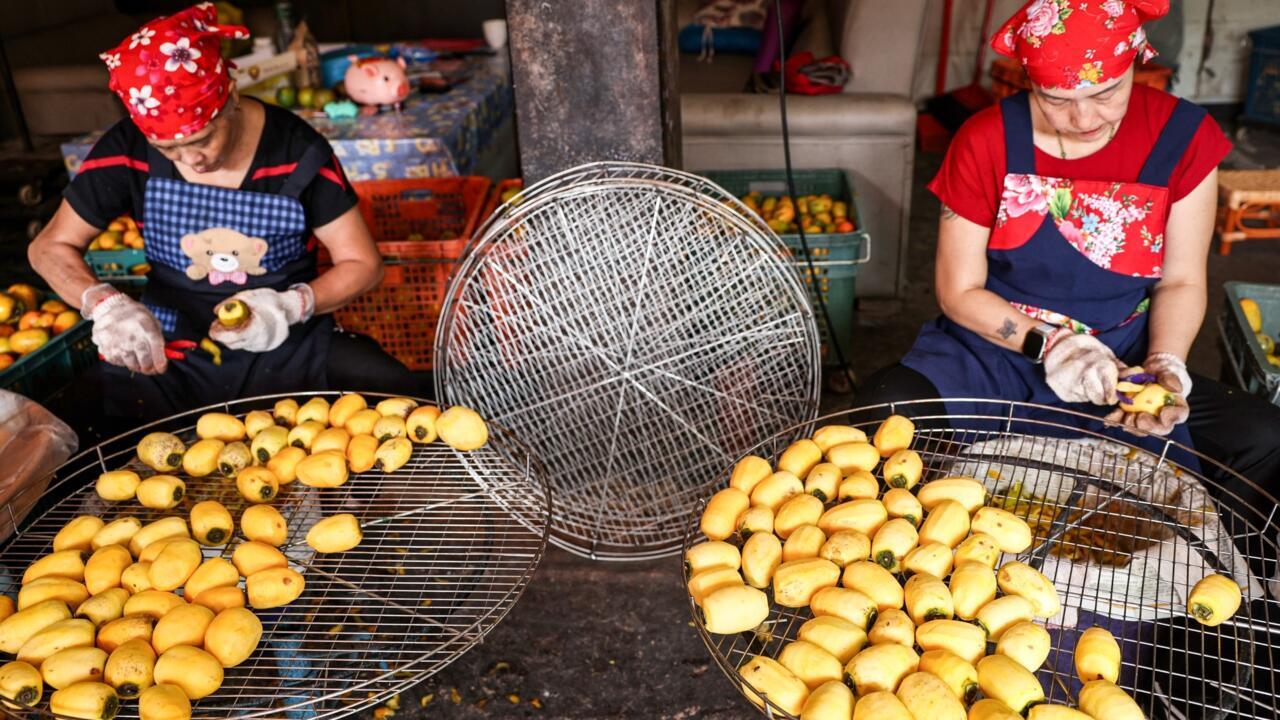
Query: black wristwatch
[[1021, 323, 1057, 364]]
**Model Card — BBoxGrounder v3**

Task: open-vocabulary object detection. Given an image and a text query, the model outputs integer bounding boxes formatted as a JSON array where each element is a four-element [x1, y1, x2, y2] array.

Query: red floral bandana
[[99, 3, 249, 141], [991, 0, 1169, 91]]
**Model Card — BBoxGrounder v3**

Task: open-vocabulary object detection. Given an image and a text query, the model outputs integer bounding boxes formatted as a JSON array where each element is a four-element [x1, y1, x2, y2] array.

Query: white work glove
[[1043, 332, 1120, 406], [81, 283, 168, 375], [209, 284, 315, 353], [1143, 352, 1193, 397], [1104, 353, 1192, 437]]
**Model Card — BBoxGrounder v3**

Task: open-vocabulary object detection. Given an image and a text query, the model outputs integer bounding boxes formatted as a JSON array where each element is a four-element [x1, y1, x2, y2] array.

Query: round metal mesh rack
[[435, 163, 821, 561], [468, 161, 772, 250], [0, 393, 550, 720], [684, 399, 1280, 719]]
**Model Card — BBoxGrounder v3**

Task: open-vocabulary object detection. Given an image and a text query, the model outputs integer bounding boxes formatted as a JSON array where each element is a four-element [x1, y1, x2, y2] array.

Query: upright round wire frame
[[465, 161, 774, 257], [435, 164, 822, 561], [684, 399, 1280, 720], [0, 393, 550, 720]]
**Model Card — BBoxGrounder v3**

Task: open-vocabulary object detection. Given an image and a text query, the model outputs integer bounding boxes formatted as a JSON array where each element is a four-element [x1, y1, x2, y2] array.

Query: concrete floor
[[1, 119, 1278, 719]]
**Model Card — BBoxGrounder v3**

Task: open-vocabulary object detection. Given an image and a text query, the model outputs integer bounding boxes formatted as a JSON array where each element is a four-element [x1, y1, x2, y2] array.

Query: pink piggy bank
[[344, 56, 410, 106]]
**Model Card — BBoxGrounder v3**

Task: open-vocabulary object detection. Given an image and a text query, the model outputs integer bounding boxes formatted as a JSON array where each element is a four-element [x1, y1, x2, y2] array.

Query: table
[[61, 55, 513, 181], [1216, 169, 1280, 255]]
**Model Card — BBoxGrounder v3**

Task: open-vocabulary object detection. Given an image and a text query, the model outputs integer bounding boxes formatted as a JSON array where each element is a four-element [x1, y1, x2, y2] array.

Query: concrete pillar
[[505, 0, 680, 183]]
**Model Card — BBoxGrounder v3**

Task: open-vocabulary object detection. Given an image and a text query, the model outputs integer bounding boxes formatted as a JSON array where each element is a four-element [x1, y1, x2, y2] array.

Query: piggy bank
[[343, 56, 410, 107]]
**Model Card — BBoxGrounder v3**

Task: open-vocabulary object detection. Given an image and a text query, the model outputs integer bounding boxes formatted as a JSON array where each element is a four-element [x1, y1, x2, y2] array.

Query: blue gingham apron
[[103, 143, 334, 418]]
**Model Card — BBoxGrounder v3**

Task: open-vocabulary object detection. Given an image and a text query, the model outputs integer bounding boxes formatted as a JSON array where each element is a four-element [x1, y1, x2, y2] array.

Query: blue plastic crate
[[1244, 26, 1280, 127]]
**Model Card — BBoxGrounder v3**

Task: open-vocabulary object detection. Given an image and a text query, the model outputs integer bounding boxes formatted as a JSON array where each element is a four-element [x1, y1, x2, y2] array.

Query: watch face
[[1022, 328, 1046, 360]]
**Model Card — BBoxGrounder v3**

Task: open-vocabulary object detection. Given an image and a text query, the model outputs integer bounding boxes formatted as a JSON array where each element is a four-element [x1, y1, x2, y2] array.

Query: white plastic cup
[[483, 19, 508, 50]]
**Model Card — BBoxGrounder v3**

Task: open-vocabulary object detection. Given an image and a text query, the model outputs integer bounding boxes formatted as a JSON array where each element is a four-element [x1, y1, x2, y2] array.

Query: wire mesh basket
[[436, 163, 821, 561], [0, 393, 550, 720], [684, 399, 1280, 720]]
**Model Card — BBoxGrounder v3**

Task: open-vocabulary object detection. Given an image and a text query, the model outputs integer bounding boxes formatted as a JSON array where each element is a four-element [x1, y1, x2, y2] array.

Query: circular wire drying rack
[[684, 399, 1280, 720], [435, 163, 821, 561], [465, 161, 773, 258], [0, 392, 551, 720]]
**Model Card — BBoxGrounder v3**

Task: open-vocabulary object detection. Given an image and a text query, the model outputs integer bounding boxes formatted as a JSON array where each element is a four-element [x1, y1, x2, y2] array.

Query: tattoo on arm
[[941, 204, 959, 221], [997, 318, 1018, 340]]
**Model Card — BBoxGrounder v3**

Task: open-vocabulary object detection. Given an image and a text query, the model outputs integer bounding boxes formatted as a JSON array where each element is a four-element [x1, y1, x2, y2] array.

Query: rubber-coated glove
[[81, 283, 168, 375], [1104, 353, 1192, 437], [1043, 332, 1120, 406], [209, 284, 315, 353]]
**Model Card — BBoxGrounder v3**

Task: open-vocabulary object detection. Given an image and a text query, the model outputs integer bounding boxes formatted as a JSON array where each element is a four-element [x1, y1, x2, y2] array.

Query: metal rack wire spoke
[[684, 400, 1280, 720], [437, 163, 821, 561], [0, 393, 550, 720]]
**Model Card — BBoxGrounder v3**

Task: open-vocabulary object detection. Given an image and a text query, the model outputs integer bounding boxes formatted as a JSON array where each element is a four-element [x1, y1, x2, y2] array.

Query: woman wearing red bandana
[[28, 4, 414, 419], [858, 2, 1280, 546]]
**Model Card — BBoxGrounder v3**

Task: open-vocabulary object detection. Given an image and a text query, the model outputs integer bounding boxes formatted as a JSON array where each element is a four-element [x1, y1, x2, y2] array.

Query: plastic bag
[[0, 390, 78, 544]]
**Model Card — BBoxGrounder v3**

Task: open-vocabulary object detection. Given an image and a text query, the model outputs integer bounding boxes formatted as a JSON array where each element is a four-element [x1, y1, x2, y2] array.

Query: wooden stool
[[1216, 169, 1280, 255]]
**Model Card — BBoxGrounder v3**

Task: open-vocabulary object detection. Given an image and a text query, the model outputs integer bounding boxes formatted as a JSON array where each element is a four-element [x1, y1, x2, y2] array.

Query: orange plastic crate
[[330, 177, 491, 371], [479, 178, 524, 223], [354, 177, 491, 243]]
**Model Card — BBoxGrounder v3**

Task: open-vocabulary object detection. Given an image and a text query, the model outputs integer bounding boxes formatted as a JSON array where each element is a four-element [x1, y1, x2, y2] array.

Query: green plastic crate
[[86, 248, 148, 287], [701, 169, 870, 365], [0, 307, 97, 405], [1219, 281, 1280, 405]]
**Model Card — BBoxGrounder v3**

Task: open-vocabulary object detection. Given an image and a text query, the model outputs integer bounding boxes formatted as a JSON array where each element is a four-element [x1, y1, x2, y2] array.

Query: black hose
[[773, 0, 855, 390]]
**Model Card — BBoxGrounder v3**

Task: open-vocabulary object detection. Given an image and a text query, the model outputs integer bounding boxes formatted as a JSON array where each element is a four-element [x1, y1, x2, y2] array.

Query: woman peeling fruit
[[26, 5, 417, 422]]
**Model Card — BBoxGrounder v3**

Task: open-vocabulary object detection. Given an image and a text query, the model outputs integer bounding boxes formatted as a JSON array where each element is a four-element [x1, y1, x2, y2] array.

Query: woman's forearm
[[941, 287, 1040, 352], [29, 244, 101, 311], [307, 258, 382, 315], [1146, 281, 1205, 361], [28, 202, 105, 310]]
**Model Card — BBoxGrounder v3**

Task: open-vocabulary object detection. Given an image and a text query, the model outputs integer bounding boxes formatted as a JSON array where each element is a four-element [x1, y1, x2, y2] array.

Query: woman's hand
[[1103, 353, 1192, 436], [1105, 396, 1189, 436], [1043, 333, 1120, 405], [209, 284, 314, 352], [83, 283, 168, 375]]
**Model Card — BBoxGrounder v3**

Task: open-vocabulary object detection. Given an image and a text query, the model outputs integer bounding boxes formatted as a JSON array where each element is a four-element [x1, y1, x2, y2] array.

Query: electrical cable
[[773, 0, 855, 391]]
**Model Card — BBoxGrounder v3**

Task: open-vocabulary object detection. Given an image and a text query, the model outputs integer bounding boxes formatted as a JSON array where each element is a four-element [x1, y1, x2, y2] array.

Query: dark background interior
[[0, 0, 507, 142]]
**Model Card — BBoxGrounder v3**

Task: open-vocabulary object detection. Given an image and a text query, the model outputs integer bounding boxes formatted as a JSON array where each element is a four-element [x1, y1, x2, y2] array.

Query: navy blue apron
[[103, 143, 334, 419], [902, 92, 1207, 468]]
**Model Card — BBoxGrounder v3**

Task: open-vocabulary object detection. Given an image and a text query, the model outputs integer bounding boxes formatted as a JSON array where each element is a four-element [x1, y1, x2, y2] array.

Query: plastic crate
[[353, 177, 491, 244], [700, 169, 869, 366], [0, 311, 96, 405], [85, 248, 147, 279], [330, 177, 491, 371], [1219, 281, 1280, 406], [1244, 26, 1280, 127], [479, 178, 524, 225]]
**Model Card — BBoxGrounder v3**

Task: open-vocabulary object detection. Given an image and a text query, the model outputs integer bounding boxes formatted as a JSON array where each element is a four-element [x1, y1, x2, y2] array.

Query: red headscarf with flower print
[[99, 3, 249, 141], [991, 0, 1169, 91]]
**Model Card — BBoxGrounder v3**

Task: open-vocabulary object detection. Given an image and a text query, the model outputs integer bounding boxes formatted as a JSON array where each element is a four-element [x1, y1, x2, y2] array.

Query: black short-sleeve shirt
[[65, 99, 358, 231]]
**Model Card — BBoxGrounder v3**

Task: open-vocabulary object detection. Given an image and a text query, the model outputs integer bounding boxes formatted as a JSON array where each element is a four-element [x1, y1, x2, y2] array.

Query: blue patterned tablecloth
[[62, 55, 512, 181]]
